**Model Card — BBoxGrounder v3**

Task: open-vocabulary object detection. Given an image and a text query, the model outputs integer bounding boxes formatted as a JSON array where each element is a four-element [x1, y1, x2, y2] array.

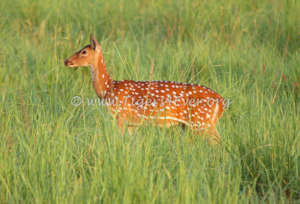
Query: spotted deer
[[64, 35, 227, 144]]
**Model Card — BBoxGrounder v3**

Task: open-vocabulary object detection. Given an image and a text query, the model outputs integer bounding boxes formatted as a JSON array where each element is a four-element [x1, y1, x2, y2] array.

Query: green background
[[0, 0, 299, 203]]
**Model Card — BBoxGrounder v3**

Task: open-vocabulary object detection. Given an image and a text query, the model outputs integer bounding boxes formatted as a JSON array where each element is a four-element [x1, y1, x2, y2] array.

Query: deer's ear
[[90, 34, 100, 51]]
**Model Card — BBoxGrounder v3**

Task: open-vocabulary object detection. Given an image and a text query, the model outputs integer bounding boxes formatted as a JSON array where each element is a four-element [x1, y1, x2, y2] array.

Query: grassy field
[[1, 0, 299, 203]]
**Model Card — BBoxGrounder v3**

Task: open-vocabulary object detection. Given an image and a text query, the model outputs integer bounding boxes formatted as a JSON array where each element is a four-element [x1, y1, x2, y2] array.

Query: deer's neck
[[90, 52, 112, 98]]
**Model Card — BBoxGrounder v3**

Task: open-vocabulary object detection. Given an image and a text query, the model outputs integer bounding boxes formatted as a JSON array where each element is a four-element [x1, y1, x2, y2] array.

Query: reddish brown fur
[[64, 35, 225, 144]]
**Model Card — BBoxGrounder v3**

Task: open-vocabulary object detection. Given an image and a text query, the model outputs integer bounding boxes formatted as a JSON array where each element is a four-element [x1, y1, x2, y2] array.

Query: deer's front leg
[[116, 114, 137, 135]]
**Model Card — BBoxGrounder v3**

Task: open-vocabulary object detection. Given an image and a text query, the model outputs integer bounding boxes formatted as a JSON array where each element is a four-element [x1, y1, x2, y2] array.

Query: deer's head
[[64, 34, 102, 68]]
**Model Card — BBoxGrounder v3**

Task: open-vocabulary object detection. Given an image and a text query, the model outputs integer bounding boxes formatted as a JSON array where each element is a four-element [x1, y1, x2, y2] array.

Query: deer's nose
[[64, 59, 69, 66]]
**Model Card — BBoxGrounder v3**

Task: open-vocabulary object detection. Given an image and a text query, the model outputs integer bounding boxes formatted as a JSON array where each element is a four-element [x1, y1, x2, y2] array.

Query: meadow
[[0, 0, 299, 203]]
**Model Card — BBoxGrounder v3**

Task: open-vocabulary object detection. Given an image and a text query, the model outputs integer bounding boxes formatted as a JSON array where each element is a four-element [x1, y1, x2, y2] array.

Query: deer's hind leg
[[204, 127, 221, 144], [191, 126, 221, 145]]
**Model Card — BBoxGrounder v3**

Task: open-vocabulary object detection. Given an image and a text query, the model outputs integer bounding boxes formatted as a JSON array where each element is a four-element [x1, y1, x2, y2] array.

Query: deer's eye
[[81, 50, 87, 55]]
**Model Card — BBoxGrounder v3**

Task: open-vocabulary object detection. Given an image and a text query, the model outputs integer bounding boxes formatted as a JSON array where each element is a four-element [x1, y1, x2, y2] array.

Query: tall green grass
[[0, 0, 299, 202]]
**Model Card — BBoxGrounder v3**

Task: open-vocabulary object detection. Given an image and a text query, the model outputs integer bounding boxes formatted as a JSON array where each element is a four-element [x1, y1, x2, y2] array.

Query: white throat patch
[[89, 67, 95, 82]]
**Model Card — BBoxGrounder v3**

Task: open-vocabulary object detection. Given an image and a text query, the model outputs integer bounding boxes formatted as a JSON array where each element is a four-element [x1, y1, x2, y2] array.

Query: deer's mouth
[[64, 59, 76, 67]]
